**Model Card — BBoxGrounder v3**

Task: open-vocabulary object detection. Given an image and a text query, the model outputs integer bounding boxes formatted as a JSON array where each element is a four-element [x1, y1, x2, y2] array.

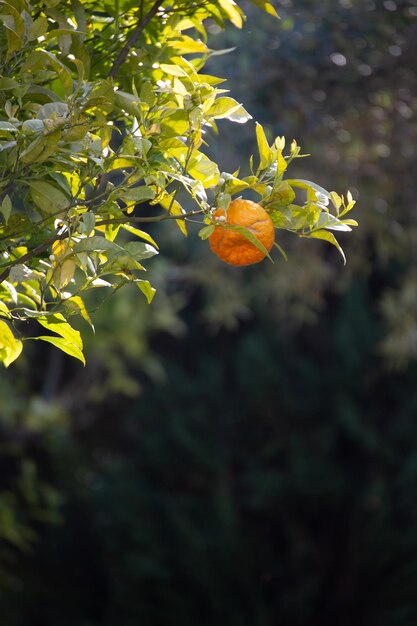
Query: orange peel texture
[[209, 199, 275, 266]]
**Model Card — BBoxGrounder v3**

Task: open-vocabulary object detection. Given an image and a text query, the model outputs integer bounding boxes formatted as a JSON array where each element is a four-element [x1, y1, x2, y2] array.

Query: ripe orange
[[209, 198, 275, 266]]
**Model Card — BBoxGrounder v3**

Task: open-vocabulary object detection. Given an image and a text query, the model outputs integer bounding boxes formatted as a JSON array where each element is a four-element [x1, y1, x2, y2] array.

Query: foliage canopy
[[0, 0, 356, 365]]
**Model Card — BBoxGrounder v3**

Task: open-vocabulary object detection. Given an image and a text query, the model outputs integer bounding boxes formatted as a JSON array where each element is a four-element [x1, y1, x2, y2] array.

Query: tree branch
[[0, 210, 205, 284], [108, 0, 164, 78], [0, 230, 64, 285], [95, 209, 204, 227]]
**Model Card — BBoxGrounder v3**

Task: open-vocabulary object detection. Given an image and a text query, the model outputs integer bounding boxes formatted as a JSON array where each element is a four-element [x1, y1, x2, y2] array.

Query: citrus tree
[[0, 0, 357, 367]]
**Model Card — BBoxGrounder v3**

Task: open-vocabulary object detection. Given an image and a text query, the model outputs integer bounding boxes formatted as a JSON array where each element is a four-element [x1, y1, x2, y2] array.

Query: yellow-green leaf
[[276, 150, 287, 176], [0, 301, 11, 318], [35, 336, 85, 365], [308, 230, 346, 265], [121, 223, 158, 248], [51, 240, 76, 289], [256, 122, 274, 170], [0, 320, 22, 367], [159, 196, 188, 236], [36, 313, 83, 350], [135, 279, 156, 304], [330, 191, 342, 211], [63, 296, 94, 331], [187, 152, 220, 188], [218, 0, 244, 28], [198, 224, 215, 240]]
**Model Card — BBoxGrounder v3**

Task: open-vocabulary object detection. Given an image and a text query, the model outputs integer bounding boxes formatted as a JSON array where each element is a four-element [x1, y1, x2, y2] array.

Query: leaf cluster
[[0, 0, 356, 365]]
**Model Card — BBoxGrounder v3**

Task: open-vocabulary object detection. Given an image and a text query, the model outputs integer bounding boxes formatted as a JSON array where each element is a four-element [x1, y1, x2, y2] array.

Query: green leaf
[[224, 175, 250, 195], [34, 336, 85, 365], [37, 50, 73, 96], [316, 213, 352, 232], [71, 0, 87, 41], [121, 186, 156, 203], [8, 264, 43, 283], [20, 131, 61, 164], [0, 78, 19, 90], [70, 56, 85, 86], [72, 236, 122, 254], [0, 139, 17, 152], [0, 7, 24, 60], [21, 119, 44, 136], [308, 230, 346, 265], [269, 206, 292, 228], [304, 203, 322, 229], [272, 204, 302, 229], [0, 194, 12, 224], [0, 122, 17, 132], [100, 256, 144, 274], [36, 101, 69, 120], [273, 241, 288, 261], [81, 211, 95, 236], [123, 241, 158, 260], [224, 223, 273, 262], [27, 16, 48, 41], [114, 90, 143, 117], [28, 181, 70, 213], [267, 181, 295, 207], [217, 192, 231, 210], [140, 81, 155, 107], [3, 280, 17, 303], [198, 225, 215, 240]]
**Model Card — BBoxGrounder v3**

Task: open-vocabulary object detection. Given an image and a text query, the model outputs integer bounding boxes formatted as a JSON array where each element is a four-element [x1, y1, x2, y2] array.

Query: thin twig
[[108, 0, 164, 78]]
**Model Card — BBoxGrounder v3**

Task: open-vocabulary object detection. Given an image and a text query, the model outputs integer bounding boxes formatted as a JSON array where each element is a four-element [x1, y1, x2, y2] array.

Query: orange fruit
[[209, 198, 275, 266]]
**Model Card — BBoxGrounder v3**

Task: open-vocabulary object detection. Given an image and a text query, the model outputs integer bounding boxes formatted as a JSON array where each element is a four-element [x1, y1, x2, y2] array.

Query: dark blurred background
[[2, 1, 417, 624]]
